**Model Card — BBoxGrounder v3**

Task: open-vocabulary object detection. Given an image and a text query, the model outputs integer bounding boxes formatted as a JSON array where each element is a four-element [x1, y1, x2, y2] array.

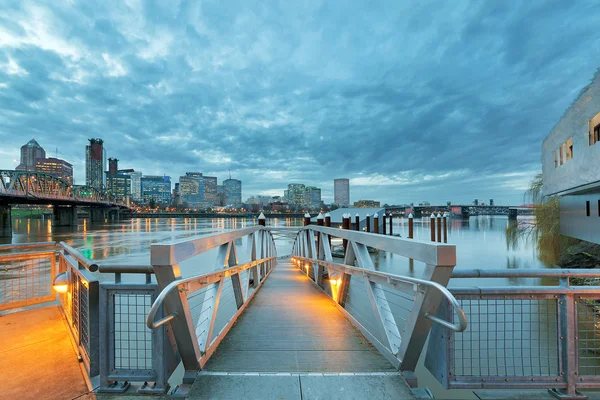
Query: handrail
[[59, 242, 99, 272], [98, 264, 154, 274], [452, 268, 600, 279], [296, 255, 467, 332], [0, 241, 56, 251], [147, 255, 277, 329]]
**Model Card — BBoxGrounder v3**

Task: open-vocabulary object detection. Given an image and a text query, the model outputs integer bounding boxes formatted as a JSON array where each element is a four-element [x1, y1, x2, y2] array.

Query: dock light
[[53, 271, 70, 294], [330, 278, 340, 286]]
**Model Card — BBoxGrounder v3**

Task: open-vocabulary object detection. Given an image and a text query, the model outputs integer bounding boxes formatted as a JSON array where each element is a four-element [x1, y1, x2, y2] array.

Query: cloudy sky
[[1, 1, 599, 205]]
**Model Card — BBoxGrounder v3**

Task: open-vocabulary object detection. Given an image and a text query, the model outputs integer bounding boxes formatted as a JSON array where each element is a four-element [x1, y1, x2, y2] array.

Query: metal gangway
[[1, 222, 599, 399]]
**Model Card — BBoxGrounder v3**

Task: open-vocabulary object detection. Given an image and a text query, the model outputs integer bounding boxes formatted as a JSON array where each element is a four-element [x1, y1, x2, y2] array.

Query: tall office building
[[141, 175, 172, 204], [86, 138, 106, 190], [203, 176, 218, 206], [106, 159, 131, 203], [304, 186, 322, 209], [334, 178, 350, 207], [16, 138, 46, 171], [287, 183, 306, 206], [223, 178, 242, 206], [119, 169, 142, 202], [179, 172, 204, 208], [34, 158, 73, 185], [216, 185, 226, 206]]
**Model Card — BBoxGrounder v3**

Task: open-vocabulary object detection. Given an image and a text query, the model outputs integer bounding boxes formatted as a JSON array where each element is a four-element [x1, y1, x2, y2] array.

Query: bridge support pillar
[[508, 208, 518, 221], [90, 208, 108, 223], [53, 205, 78, 227], [0, 205, 11, 238]]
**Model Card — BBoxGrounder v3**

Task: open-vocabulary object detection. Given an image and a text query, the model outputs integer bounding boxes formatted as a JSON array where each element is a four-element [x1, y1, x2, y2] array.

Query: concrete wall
[[560, 193, 600, 245], [542, 70, 600, 196]]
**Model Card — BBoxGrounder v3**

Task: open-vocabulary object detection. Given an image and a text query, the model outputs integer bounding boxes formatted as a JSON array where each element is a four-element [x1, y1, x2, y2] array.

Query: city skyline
[[1, 2, 599, 205]]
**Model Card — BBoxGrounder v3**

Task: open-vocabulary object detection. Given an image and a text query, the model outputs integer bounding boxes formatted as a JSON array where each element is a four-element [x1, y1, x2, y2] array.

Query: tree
[[148, 199, 157, 209]]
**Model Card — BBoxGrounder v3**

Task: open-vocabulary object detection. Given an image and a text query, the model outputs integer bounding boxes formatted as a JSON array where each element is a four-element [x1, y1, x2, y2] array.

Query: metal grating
[[79, 279, 90, 353], [452, 298, 559, 377], [576, 299, 600, 376], [71, 271, 80, 337], [113, 293, 153, 370], [0, 256, 53, 309]]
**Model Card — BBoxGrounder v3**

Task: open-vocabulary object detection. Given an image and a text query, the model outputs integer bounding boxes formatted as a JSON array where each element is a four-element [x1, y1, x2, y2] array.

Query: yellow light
[[53, 271, 69, 293], [330, 279, 340, 286], [54, 284, 68, 293]]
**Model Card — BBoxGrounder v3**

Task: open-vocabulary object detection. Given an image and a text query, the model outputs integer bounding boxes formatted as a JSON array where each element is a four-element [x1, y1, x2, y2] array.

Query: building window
[[566, 137, 573, 160], [595, 124, 600, 144], [586, 200, 591, 217]]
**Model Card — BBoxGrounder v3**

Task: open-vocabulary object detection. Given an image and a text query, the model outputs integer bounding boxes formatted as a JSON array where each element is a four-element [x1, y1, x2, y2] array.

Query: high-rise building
[[223, 178, 242, 206], [216, 185, 226, 206], [106, 159, 131, 203], [16, 138, 46, 171], [141, 175, 172, 204], [172, 183, 181, 206], [86, 138, 106, 191], [179, 172, 204, 208], [334, 178, 350, 207], [287, 183, 305, 206], [303, 186, 322, 209], [34, 157, 73, 185], [203, 176, 218, 206], [119, 169, 142, 202]]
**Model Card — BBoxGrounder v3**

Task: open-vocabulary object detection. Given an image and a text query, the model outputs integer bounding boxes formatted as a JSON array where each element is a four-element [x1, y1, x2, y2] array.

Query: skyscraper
[[119, 170, 142, 202], [223, 178, 242, 206], [334, 178, 350, 207], [304, 186, 322, 209], [106, 159, 131, 203], [16, 138, 46, 171], [287, 183, 305, 206], [203, 176, 218, 206], [86, 138, 106, 190]]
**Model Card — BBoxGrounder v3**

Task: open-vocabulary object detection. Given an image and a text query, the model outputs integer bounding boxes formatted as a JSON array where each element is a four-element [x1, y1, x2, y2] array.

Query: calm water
[[4, 215, 557, 399]]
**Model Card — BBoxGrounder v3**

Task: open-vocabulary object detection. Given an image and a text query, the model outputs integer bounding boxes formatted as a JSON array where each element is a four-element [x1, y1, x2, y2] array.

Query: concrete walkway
[[0, 305, 90, 400], [190, 260, 415, 399]]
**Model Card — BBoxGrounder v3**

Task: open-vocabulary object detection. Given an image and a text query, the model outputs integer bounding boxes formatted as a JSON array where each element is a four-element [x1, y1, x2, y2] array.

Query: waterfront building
[[85, 138, 106, 191], [334, 178, 350, 207], [223, 178, 242, 206], [34, 157, 73, 184], [179, 172, 204, 208], [119, 169, 142, 202], [542, 70, 600, 244], [303, 186, 322, 209], [354, 200, 381, 208], [141, 175, 171, 205], [203, 176, 218, 207], [16, 138, 46, 171], [216, 185, 226, 206], [106, 159, 131, 203], [287, 183, 305, 206], [172, 183, 181, 206]]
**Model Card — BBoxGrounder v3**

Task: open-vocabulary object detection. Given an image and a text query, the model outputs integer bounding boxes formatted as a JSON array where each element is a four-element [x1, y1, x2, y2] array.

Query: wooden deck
[[0, 305, 90, 400], [189, 260, 415, 399]]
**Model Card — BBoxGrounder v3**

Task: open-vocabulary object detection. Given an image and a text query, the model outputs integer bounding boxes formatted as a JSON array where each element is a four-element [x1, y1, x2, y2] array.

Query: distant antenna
[[229, 169, 231, 180], [55, 147, 58, 158]]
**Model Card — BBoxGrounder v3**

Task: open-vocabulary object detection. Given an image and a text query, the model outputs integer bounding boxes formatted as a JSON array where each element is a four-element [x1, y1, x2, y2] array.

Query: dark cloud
[[1, 0, 599, 204]]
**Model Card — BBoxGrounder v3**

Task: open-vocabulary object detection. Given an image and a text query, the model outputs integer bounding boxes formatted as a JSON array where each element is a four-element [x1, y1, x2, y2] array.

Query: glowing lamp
[[53, 271, 70, 294], [330, 279, 340, 286]]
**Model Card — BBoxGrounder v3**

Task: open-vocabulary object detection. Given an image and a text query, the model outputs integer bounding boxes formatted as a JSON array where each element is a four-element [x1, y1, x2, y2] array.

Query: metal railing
[[289, 225, 466, 374], [146, 226, 277, 387], [425, 269, 600, 399]]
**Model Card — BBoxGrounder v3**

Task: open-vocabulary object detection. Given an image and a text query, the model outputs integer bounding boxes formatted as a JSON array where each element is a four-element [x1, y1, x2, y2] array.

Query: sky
[[1, 0, 599, 206]]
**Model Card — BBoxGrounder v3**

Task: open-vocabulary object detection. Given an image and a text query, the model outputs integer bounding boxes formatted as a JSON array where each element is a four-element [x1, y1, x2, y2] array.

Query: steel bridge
[[0, 222, 599, 399], [0, 169, 130, 237]]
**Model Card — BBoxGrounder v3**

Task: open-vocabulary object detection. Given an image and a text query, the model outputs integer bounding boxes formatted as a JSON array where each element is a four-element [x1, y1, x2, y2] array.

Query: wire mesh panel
[[113, 293, 153, 371], [0, 252, 55, 311], [450, 296, 560, 381], [576, 296, 600, 378], [344, 275, 388, 346]]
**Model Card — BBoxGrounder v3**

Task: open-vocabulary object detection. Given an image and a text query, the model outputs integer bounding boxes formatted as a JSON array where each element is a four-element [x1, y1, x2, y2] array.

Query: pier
[[0, 220, 599, 399]]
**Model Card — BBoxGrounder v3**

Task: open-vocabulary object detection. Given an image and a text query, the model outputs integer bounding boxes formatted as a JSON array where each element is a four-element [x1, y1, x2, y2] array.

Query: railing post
[[366, 214, 371, 233], [150, 250, 202, 376], [398, 254, 456, 373], [258, 212, 266, 226], [408, 213, 414, 239], [436, 213, 442, 243], [325, 212, 332, 249], [430, 213, 435, 242], [553, 278, 581, 399], [443, 212, 448, 243], [316, 212, 324, 261], [373, 213, 379, 234], [342, 213, 349, 252], [388, 213, 393, 236], [355, 213, 360, 231], [382, 214, 387, 235]]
